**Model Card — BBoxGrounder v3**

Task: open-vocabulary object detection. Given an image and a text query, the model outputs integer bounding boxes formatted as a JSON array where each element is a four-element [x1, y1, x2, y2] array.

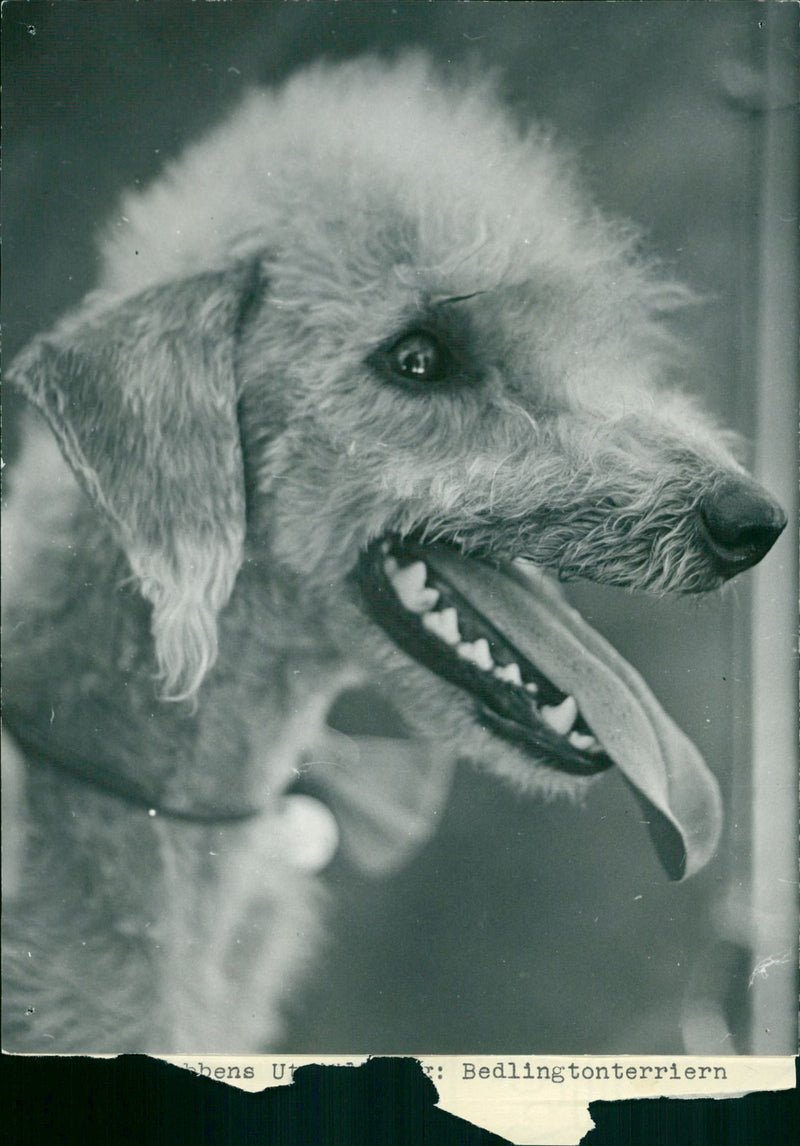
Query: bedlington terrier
[[3, 56, 785, 1052]]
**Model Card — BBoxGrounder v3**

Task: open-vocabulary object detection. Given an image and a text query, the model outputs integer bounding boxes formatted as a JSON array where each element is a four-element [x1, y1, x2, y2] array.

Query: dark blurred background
[[3, 2, 796, 1055]]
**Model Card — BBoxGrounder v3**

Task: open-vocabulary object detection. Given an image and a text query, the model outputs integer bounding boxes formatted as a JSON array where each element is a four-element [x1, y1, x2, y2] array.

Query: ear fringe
[[132, 536, 244, 702], [8, 268, 254, 704]]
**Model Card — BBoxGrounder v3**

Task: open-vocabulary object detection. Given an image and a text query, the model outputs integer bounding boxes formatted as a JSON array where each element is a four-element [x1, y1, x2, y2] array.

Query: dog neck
[[4, 505, 351, 819]]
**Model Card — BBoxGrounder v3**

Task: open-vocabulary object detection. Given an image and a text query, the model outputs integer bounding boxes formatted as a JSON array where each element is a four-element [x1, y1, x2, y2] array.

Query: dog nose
[[699, 477, 786, 577]]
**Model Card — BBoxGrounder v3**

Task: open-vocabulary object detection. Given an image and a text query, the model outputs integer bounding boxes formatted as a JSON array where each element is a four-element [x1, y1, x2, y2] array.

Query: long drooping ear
[[8, 265, 259, 700]]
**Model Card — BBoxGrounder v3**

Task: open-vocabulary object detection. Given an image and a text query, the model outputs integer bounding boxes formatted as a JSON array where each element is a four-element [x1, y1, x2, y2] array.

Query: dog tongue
[[425, 549, 723, 881]]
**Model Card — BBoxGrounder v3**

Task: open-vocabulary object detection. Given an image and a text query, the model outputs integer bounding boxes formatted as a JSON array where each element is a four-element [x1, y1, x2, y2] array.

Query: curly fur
[[2, 56, 784, 1052]]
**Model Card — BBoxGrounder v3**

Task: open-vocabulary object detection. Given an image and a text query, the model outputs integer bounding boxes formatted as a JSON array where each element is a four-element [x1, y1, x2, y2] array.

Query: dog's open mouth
[[355, 535, 724, 881], [358, 538, 612, 777]]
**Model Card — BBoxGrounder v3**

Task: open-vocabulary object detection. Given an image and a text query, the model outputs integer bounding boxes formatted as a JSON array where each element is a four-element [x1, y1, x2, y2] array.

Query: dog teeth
[[383, 557, 576, 723], [422, 607, 461, 646], [382, 562, 585, 741], [387, 560, 440, 614], [417, 588, 442, 612], [494, 662, 522, 686], [568, 730, 599, 753], [540, 696, 578, 735], [457, 638, 494, 671]]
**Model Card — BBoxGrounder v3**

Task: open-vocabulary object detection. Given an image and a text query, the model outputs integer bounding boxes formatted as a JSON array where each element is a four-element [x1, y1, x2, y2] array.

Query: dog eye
[[386, 331, 455, 384]]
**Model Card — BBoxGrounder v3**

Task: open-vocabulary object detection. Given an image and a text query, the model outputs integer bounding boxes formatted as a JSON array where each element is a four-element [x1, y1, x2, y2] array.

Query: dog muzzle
[[357, 539, 723, 882]]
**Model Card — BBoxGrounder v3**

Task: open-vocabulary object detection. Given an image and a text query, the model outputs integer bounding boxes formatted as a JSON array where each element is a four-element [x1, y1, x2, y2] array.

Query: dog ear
[[8, 265, 259, 700]]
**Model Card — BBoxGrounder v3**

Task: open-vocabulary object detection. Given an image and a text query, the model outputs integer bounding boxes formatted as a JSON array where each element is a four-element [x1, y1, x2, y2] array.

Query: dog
[[2, 56, 785, 1053]]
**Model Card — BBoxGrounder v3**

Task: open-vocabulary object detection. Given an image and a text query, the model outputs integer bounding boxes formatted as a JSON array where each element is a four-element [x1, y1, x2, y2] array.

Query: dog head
[[10, 58, 785, 879]]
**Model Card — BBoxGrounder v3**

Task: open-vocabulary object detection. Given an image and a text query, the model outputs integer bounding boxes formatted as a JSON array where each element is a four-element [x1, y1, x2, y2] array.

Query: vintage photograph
[[3, 2, 796, 1060]]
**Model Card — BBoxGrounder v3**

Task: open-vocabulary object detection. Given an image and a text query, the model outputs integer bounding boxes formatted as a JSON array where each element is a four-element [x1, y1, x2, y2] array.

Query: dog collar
[[4, 718, 342, 873], [3, 716, 263, 825], [4, 716, 455, 877]]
